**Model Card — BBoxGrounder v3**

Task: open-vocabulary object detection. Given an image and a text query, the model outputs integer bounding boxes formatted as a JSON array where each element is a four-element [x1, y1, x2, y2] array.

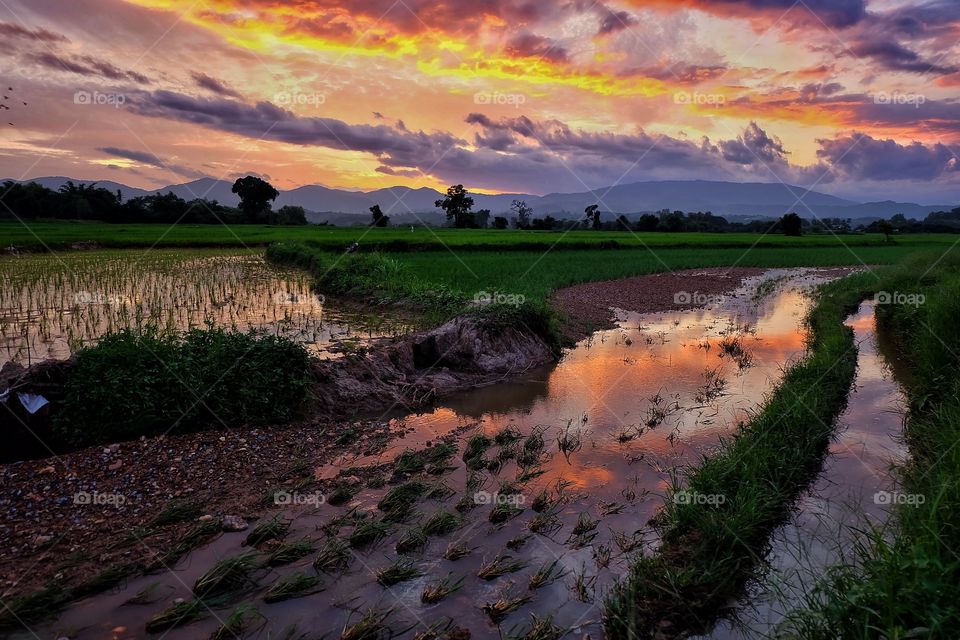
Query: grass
[[529, 559, 568, 590], [211, 603, 263, 640], [313, 536, 352, 572], [149, 498, 201, 527], [145, 598, 207, 633], [396, 526, 428, 553], [244, 516, 290, 546], [377, 480, 429, 521], [780, 252, 960, 638], [421, 574, 465, 604], [477, 554, 528, 580], [340, 607, 395, 640], [376, 558, 423, 586], [265, 538, 316, 566], [349, 520, 392, 548], [264, 572, 324, 602], [421, 511, 463, 536], [604, 266, 881, 637], [193, 553, 260, 597], [483, 586, 532, 624]]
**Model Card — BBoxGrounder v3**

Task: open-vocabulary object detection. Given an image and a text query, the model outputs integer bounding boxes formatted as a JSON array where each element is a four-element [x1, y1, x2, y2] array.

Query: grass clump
[[349, 520, 392, 548], [477, 554, 528, 580], [376, 558, 423, 586], [421, 574, 465, 604], [483, 586, 531, 624], [396, 527, 428, 554], [193, 553, 259, 597], [422, 511, 463, 536], [313, 537, 352, 572], [146, 599, 206, 633], [327, 484, 359, 506], [211, 603, 263, 640], [150, 498, 201, 527], [244, 515, 289, 546], [378, 480, 429, 521], [529, 559, 568, 590], [266, 538, 316, 566], [264, 573, 324, 603], [55, 327, 311, 447]]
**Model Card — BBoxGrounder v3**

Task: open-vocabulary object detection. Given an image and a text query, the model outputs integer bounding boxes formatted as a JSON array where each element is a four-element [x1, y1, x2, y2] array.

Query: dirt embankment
[[551, 267, 768, 339]]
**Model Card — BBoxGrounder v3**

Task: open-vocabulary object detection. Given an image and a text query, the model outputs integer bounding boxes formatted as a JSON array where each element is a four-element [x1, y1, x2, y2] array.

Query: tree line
[[0, 176, 307, 225]]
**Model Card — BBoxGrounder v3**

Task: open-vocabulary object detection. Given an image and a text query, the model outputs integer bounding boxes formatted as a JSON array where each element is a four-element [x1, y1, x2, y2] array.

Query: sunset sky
[[1, 0, 959, 203]]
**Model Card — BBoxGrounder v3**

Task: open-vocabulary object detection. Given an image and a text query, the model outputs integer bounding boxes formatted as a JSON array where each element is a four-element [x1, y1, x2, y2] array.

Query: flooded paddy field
[[0, 249, 411, 367], [16, 267, 896, 640]]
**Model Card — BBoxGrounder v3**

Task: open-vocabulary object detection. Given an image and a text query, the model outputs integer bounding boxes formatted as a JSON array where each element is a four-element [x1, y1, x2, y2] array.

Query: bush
[[55, 328, 311, 447]]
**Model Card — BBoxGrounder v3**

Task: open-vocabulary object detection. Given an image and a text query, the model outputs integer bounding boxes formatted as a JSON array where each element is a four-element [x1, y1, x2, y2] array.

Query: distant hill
[[7, 177, 954, 220]]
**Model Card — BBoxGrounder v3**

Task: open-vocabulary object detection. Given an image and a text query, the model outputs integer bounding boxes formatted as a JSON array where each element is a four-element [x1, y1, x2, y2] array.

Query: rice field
[[0, 249, 410, 367]]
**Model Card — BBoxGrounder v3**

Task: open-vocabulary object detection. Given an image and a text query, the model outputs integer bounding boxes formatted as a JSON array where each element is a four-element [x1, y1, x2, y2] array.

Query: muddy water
[[30, 269, 845, 640], [704, 301, 907, 639], [0, 250, 410, 367]]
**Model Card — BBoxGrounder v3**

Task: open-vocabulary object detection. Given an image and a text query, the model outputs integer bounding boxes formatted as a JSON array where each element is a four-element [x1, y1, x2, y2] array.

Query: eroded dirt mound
[[551, 267, 767, 338], [311, 314, 555, 417]]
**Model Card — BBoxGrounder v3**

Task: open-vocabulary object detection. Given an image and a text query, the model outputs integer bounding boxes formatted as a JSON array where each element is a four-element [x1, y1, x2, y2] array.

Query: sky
[[0, 0, 958, 203]]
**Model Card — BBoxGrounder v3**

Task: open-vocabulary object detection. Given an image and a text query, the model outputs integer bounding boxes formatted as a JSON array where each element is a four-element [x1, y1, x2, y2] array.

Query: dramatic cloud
[[817, 133, 959, 181], [191, 72, 241, 98]]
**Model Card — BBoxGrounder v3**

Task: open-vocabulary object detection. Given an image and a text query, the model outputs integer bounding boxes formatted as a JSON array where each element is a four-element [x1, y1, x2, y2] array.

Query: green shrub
[[55, 327, 310, 446]]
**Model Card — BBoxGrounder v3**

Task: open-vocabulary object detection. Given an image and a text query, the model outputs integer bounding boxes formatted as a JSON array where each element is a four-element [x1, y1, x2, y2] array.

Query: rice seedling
[[340, 607, 395, 640], [530, 489, 554, 513], [505, 614, 567, 640], [528, 511, 562, 535], [145, 599, 206, 632], [266, 538, 316, 566], [463, 434, 492, 470], [421, 574, 465, 604], [516, 427, 546, 467], [477, 554, 528, 580], [150, 498, 201, 527], [327, 484, 359, 506], [443, 541, 475, 561], [422, 511, 462, 536], [313, 536, 352, 572], [210, 603, 264, 640], [593, 544, 612, 569], [396, 526, 428, 553], [124, 581, 172, 605], [349, 520, 392, 548], [506, 534, 531, 550], [378, 480, 428, 521], [490, 501, 524, 524], [571, 565, 596, 603], [571, 512, 599, 536], [376, 558, 423, 586], [263, 572, 324, 603], [610, 528, 645, 554], [0, 585, 68, 629], [516, 464, 546, 483], [556, 420, 583, 461], [598, 501, 625, 516], [320, 507, 364, 536], [72, 562, 140, 598], [424, 480, 455, 500], [367, 476, 386, 489], [494, 426, 523, 446], [423, 442, 456, 464], [394, 449, 427, 474], [483, 586, 532, 624], [455, 494, 477, 513], [528, 559, 568, 590], [412, 617, 456, 640], [193, 553, 260, 597], [244, 515, 290, 546]]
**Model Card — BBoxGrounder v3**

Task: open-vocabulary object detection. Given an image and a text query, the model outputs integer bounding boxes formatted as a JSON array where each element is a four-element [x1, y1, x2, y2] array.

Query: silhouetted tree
[[635, 214, 659, 231], [435, 184, 474, 228], [493, 216, 509, 229], [511, 200, 532, 229], [584, 204, 600, 230], [274, 205, 307, 225], [781, 212, 803, 236], [369, 204, 389, 227], [474, 209, 491, 229], [878, 220, 894, 242], [232, 176, 278, 223]]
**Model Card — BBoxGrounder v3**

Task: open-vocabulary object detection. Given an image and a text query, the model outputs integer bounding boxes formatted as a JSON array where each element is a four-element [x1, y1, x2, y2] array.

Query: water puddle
[[704, 301, 908, 639], [0, 250, 411, 367], [26, 268, 853, 640]]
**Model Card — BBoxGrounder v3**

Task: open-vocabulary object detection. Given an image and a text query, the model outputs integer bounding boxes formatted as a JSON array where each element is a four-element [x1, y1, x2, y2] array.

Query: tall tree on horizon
[[435, 184, 475, 228]]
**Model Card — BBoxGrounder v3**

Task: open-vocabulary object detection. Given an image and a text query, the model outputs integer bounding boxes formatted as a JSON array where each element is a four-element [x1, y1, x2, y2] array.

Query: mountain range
[[9, 176, 954, 222]]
